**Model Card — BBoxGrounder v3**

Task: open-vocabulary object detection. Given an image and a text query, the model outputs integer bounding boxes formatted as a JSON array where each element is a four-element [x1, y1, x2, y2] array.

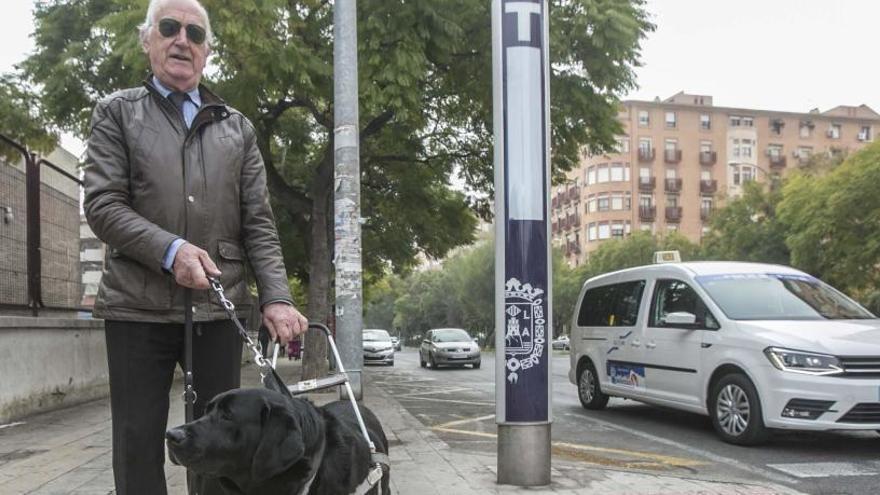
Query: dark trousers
[[105, 320, 243, 495]]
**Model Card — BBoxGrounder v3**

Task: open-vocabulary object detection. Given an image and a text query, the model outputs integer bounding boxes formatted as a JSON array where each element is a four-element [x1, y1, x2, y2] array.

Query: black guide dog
[[166, 388, 390, 494]]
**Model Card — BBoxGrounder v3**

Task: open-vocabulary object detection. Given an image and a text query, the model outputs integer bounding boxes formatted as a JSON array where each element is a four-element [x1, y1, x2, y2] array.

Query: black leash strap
[[183, 288, 196, 422]]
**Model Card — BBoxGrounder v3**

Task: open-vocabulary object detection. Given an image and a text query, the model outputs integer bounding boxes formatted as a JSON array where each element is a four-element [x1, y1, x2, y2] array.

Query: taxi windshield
[[432, 329, 471, 342], [363, 330, 392, 342], [696, 273, 875, 321]]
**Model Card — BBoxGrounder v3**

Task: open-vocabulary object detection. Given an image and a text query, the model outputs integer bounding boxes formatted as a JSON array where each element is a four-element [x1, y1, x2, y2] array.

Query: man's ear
[[251, 401, 305, 481]]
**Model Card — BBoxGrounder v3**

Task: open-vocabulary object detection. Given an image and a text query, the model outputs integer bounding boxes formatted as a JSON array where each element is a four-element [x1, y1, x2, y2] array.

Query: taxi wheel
[[429, 354, 438, 369], [473, 361, 481, 369], [578, 361, 609, 410], [419, 354, 426, 368], [710, 373, 768, 446]]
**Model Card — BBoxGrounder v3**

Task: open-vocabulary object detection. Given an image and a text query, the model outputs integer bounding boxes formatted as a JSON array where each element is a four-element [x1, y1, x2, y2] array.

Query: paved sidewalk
[[0, 358, 804, 494]]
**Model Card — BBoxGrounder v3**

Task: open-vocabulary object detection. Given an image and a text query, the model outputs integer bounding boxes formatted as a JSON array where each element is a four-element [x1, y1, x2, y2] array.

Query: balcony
[[565, 241, 581, 256], [638, 148, 655, 162], [559, 217, 568, 231], [567, 214, 581, 229], [568, 186, 580, 202], [561, 192, 571, 205], [701, 207, 713, 221], [551, 196, 559, 209], [664, 149, 682, 164], [664, 178, 682, 193], [699, 151, 717, 166], [700, 179, 717, 194], [638, 176, 656, 192], [665, 206, 683, 222], [551, 221, 558, 234], [638, 206, 656, 221], [769, 154, 787, 169]]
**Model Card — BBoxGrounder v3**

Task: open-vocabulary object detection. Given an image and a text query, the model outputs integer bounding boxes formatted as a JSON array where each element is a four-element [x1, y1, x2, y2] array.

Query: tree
[[0, 74, 57, 161], [700, 181, 790, 265], [23, 0, 654, 378], [777, 141, 880, 297]]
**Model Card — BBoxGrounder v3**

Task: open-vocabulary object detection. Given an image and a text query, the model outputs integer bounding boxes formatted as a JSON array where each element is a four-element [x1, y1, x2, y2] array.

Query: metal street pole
[[334, 0, 363, 400], [492, 0, 552, 486]]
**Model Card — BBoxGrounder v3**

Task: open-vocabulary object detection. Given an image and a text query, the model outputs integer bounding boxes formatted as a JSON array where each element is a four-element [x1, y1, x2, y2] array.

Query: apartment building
[[551, 91, 880, 265]]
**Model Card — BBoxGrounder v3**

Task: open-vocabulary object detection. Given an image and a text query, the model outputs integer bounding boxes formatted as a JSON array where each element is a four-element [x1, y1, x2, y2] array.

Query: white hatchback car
[[568, 261, 880, 445]]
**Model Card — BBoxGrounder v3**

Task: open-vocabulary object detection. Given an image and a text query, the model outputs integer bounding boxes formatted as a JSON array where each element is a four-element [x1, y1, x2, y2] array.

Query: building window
[[770, 118, 785, 135], [597, 165, 610, 183], [638, 137, 652, 154], [743, 116, 754, 127], [666, 195, 678, 208], [597, 195, 610, 212], [639, 195, 652, 208], [859, 126, 872, 142], [700, 114, 711, 130], [665, 111, 677, 128], [586, 166, 596, 185], [588, 223, 597, 241], [700, 141, 712, 153], [640, 223, 653, 232], [730, 115, 754, 127], [665, 167, 677, 179], [828, 124, 841, 139], [732, 138, 740, 158], [610, 163, 624, 182], [729, 116, 741, 127], [701, 169, 711, 181], [701, 197, 713, 218], [614, 136, 631, 153], [797, 146, 812, 160], [598, 223, 611, 240], [734, 165, 756, 186], [586, 195, 596, 213], [667, 224, 678, 232], [767, 144, 783, 159], [664, 139, 677, 152], [610, 222, 627, 239], [741, 139, 753, 158], [800, 121, 813, 138], [638, 110, 650, 127], [639, 167, 651, 180]]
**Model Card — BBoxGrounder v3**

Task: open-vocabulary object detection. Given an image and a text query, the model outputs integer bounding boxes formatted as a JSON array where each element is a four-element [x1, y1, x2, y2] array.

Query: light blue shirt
[[152, 76, 201, 128], [154, 77, 201, 271]]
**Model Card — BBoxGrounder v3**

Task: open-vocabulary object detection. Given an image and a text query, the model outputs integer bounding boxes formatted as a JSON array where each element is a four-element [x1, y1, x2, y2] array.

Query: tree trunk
[[301, 148, 334, 381]]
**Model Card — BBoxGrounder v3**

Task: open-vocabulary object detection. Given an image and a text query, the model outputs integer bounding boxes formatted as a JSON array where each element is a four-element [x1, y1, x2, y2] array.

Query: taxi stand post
[[492, 0, 552, 486]]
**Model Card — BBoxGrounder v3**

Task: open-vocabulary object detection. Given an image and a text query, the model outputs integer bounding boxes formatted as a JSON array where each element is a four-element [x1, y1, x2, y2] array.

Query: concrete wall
[[0, 317, 108, 423]]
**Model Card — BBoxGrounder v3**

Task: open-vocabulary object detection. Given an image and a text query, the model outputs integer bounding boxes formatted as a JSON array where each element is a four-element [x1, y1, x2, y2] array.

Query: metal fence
[[0, 133, 90, 316]]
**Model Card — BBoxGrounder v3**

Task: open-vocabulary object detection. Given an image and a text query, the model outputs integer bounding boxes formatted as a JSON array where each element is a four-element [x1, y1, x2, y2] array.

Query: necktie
[[168, 92, 190, 127]]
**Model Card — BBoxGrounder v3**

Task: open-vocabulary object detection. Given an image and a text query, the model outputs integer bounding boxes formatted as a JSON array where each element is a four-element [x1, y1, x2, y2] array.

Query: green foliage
[[22, 0, 654, 325], [701, 181, 790, 265], [0, 74, 58, 161], [778, 141, 880, 294]]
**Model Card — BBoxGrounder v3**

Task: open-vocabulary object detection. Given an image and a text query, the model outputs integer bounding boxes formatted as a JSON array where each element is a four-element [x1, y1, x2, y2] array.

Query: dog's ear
[[251, 399, 306, 481]]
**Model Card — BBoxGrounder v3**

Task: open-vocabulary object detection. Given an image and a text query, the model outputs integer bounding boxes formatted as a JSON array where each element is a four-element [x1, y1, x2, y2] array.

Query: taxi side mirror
[[664, 311, 697, 326]]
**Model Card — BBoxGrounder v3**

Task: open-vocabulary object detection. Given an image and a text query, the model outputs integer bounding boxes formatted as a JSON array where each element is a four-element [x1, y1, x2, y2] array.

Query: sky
[[1, 0, 879, 156]]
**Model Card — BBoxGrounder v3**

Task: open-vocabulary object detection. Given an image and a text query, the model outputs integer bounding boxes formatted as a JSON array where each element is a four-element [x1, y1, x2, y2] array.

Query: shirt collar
[[152, 76, 201, 108]]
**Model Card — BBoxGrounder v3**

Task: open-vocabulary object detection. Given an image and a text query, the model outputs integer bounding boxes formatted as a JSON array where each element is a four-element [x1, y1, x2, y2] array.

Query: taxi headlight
[[764, 347, 843, 375]]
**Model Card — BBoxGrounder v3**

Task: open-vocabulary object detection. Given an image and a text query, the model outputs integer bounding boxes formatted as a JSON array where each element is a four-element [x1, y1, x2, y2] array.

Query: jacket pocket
[[101, 252, 170, 310], [216, 239, 248, 301]]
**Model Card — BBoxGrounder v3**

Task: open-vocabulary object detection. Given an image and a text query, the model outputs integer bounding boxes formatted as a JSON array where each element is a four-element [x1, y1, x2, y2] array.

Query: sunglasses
[[157, 18, 207, 45]]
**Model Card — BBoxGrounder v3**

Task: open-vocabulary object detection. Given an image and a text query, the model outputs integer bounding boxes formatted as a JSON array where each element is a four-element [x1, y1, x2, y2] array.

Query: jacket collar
[[142, 73, 227, 109]]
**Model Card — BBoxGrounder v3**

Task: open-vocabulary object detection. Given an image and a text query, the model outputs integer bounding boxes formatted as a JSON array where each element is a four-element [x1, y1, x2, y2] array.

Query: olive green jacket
[[83, 78, 292, 322]]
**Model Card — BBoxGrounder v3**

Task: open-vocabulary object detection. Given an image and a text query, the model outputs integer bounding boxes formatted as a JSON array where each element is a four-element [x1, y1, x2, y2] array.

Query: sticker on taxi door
[[607, 362, 646, 391]]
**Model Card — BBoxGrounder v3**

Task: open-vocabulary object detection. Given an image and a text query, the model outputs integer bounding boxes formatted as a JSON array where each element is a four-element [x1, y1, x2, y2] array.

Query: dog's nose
[[165, 428, 187, 444]]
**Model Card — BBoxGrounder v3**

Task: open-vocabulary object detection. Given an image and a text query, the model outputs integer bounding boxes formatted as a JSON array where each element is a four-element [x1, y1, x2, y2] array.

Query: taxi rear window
[[577, 280, 646, 327]]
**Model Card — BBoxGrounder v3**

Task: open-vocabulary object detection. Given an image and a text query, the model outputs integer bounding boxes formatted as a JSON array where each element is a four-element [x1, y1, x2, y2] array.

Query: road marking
[[561, 411, 799, 485], [430, 425, 706, 469], [0, 422, 25, 430], [433, 414, 496, 429], [767, 462, 880, 478], [398, 396, 494, 406], [395, 387, 473, 398]]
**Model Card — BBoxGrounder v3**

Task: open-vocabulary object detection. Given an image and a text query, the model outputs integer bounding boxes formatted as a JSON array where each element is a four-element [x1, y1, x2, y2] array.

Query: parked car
[[552, 335, 570, 350], [390, 335, 402, 351], [363, 329, 395, 366], [420, 328, 481, 369], [569, 259, 880, 445]]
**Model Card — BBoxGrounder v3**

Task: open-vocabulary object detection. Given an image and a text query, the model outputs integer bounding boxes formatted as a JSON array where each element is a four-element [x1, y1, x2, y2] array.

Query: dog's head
[[166, 388, 314, 484]]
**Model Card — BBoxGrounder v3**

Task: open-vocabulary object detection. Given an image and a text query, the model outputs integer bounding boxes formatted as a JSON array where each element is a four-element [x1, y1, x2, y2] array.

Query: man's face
[[143, 0, 209, 92]]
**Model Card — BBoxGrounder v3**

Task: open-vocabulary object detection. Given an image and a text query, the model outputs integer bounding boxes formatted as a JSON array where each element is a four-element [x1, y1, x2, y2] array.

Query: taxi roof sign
[[653, 250, 681, 264]]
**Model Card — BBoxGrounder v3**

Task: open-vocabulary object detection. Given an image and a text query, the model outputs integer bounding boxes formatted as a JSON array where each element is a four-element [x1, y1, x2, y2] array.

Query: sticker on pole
[[504, 277, 546, 385]]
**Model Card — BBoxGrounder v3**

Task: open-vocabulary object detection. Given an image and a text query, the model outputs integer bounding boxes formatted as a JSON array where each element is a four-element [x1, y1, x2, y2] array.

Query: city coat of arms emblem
[[504, 277, 546, 384]]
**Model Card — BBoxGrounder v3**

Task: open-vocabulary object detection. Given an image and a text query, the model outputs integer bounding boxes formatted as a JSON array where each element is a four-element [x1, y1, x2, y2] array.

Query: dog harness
[[207, 278, 391, 495]]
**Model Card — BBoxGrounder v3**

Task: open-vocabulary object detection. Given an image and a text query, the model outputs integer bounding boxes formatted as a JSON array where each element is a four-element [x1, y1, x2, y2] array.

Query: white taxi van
[[568, 255, 880, 445]]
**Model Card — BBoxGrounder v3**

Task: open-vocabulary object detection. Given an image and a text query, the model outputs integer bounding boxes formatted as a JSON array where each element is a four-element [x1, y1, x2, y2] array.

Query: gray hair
[[138, 0, 214, 47]]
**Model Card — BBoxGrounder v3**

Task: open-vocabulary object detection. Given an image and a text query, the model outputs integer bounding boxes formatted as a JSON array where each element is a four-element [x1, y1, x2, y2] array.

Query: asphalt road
[[366, 348, 880, 495]]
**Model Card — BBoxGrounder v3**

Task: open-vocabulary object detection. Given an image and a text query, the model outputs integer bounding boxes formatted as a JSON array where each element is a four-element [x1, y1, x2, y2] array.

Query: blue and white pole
[[492, 0, 552, 486]]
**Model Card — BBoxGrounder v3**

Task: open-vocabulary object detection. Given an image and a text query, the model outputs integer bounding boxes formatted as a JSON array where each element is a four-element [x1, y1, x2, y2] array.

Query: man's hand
[[172, 243, 221, 289], [263, 303, 308, 346]]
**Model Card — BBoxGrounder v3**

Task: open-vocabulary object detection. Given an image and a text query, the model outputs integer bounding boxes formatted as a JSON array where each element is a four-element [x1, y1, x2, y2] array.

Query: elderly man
[[83, 0, 308, 493]]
